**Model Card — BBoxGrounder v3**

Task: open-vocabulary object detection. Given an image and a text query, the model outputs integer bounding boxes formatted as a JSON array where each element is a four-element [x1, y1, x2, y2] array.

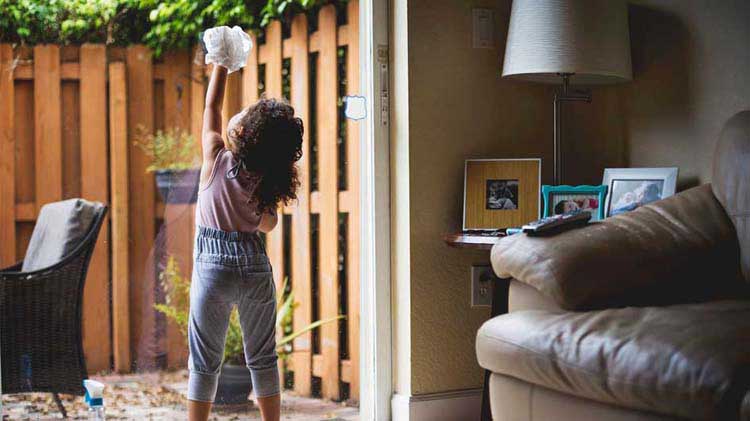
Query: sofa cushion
[[491, 184, 745, 311], [22, 198, 101, 272], [712, 110, 750, 284], [476, 300, 750, 420]]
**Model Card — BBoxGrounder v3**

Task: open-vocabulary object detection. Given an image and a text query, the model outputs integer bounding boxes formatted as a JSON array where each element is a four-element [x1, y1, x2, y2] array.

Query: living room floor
[[1, 370, 359, 420]]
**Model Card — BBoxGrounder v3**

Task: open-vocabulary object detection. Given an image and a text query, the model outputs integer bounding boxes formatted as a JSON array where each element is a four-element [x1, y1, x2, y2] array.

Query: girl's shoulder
[[200, 147, 230, 191]]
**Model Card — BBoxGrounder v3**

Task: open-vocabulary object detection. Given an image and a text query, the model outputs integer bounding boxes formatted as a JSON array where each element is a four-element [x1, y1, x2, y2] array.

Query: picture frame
[[542, 185, 608, 221], [463, 159, 541, 230], [602, 167, 679, 217]]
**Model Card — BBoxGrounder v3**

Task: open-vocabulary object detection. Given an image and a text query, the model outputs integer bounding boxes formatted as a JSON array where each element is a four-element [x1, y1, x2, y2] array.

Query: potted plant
[[135, 127, 201, 204], [155, 256, 343, 404]]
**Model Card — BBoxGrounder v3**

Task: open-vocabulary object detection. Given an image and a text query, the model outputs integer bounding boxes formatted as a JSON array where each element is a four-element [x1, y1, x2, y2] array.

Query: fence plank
[[289, 14, 313, 396], [261, 19, 287, 387], [0, 45, 15, 266], [263, 20, 286, 302], [61, 79, 81, 198], [163, 50, 192, 368], [109, 61, 131, 373], [189, 47, 204, 289], [317, 5, 340, 400], [14, 74, 34, 259], [164, 50, 191, 131], [80, 44, 112, 372], [33, 45, 63, 211], [242, 33, 259, 107], [345, 0, 360, 401], [162, 202, 193, 369], [191, 46, 205, 146], [221, 70, 243, 142], [126, 45, 155, 368]]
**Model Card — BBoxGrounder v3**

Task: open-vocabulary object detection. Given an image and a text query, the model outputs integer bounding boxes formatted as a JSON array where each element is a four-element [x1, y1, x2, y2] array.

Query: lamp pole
[[553, 73, 591, 185]]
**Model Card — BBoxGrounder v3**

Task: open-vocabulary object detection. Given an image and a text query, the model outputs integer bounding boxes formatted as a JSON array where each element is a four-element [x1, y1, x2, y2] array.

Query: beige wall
[[624, 0, 750, 185], [567, 0, 750, 186], [404, 0, 557, 395]]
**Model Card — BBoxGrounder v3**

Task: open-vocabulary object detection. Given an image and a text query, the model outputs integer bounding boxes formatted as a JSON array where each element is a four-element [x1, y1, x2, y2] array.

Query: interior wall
[[405, 0, 559, 395], [566, 0, 750, 187]]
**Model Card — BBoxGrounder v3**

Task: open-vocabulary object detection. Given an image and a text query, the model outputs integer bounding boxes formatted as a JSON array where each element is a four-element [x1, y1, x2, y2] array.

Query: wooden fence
[[0, 0, 359, 402]]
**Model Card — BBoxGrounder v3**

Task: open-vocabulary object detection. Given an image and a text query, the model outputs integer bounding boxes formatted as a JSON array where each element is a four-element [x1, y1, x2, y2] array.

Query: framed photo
[[542, 185, 608, 221], [603, 167, 678, 217], [463, 159, 541, 230]]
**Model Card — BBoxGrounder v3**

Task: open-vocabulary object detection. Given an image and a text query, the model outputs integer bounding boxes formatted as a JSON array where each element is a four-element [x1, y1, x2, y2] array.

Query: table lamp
[[502, 0, 632, 184]]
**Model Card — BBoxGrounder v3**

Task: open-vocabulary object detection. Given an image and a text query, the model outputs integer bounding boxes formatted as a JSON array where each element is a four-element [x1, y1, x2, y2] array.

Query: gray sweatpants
[[187, 226, 279, 402]]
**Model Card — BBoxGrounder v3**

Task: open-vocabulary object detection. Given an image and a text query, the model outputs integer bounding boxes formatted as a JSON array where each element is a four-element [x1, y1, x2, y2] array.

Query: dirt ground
[[1, 370, 358, 420]]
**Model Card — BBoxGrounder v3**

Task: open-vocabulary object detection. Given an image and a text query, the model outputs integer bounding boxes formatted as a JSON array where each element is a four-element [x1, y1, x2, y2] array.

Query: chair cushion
[[22, 198, 101, 272], [476, 300, 750, 420]]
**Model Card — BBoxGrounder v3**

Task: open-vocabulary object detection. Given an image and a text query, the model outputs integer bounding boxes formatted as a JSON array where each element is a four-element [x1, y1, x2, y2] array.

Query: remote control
[[522, 210, 592, 234]]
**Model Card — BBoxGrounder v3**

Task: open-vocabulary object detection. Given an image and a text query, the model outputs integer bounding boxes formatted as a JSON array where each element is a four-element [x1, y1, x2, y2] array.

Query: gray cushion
[[22, 198, 102, 272]]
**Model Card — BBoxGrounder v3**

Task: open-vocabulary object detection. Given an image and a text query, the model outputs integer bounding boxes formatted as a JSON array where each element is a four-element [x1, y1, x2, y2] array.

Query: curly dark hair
[[228, 98, 303, 213]]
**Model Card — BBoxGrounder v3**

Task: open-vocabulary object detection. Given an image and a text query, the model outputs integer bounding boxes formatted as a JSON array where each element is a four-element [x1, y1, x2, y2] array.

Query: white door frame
[[359, 0, 392, 420]]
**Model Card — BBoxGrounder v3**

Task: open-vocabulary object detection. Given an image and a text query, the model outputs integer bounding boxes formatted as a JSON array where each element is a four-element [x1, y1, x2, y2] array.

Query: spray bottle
[[83, 379, 106, 420]]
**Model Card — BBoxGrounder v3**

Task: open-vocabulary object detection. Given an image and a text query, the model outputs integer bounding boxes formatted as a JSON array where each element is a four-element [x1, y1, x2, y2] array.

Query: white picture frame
[[602, 167, 678, 217]]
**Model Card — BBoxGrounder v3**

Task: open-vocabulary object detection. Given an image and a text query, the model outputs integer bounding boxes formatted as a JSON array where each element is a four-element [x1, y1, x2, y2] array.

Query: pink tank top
[[196, 149, 263, 233]]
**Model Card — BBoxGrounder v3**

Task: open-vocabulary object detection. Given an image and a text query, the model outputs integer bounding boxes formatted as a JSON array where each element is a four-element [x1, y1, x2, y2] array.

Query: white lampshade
[[502, 0, 632, 85]]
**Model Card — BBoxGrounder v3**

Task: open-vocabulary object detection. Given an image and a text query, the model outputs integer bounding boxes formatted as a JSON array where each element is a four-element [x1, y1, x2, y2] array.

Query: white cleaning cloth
[[203, 26, 253, 73]]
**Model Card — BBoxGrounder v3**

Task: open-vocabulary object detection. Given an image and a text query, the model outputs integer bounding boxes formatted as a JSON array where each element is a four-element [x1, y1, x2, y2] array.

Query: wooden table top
[[443, 231, 505, 250]]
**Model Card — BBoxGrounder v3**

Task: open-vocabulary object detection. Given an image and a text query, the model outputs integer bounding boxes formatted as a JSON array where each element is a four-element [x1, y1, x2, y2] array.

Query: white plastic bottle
[[83, 379, 106, 420]]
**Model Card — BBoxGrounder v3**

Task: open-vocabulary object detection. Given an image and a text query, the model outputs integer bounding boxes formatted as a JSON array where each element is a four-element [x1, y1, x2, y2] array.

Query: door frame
[[359, 0, 392, 419]]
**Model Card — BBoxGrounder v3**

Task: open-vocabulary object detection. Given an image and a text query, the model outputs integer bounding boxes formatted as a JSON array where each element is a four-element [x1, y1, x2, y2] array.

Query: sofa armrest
[[491, 184, 745, 311]]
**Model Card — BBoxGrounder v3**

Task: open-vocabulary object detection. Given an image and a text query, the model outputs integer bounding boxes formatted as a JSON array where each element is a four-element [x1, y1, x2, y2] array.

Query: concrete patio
[[1, 370, 358, 420]]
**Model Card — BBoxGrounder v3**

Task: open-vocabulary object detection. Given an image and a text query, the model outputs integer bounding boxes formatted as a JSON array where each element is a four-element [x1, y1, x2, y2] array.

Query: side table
[[444, 232, 510, 421]]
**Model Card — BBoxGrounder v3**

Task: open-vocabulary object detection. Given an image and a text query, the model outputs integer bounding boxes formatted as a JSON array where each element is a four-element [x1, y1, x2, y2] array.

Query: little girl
[[187, 61, 302, 421]]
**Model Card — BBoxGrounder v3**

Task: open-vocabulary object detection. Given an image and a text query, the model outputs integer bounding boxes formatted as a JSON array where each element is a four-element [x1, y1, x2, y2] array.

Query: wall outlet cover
[[471, 265, 494, 307]]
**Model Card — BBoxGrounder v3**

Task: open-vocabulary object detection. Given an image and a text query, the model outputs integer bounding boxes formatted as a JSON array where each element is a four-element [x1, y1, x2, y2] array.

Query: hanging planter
[[135, 127, 201, 204]]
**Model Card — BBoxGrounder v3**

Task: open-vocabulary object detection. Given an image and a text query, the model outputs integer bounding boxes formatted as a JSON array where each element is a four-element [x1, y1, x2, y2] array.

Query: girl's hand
[[203, 26, 253, 74]]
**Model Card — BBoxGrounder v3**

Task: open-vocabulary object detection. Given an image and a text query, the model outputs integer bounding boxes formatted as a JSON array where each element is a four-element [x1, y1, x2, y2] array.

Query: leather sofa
[[476, 110, 750, 421]]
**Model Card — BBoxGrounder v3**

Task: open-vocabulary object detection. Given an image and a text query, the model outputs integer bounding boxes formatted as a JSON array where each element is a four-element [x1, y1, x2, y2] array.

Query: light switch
[[473, 8, 494, 49]]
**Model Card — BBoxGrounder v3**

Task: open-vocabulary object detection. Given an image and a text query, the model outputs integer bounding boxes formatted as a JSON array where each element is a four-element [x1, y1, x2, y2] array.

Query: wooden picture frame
[[542, 185, 608, 221], [463, 159, 541, 230]]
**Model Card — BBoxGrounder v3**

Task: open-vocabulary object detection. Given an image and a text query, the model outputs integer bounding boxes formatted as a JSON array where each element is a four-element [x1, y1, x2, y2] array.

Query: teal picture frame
[[542, 184, 608, 220]]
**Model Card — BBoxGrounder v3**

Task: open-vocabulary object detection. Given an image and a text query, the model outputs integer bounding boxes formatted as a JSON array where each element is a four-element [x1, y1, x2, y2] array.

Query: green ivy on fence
[[0, 0, 343, 56]]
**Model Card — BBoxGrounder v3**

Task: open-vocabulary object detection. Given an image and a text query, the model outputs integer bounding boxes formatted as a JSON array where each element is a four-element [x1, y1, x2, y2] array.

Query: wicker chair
[[1, 201, 108, 418]]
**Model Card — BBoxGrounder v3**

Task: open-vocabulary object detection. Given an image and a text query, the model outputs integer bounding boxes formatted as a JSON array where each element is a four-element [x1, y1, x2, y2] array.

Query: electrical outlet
[[471, 265, 494, 307]]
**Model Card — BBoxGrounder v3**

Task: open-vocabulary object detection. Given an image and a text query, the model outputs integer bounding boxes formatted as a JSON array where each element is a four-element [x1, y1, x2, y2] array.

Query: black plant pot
[[215, 363, 253, 405], [155, 169, 200, 204]]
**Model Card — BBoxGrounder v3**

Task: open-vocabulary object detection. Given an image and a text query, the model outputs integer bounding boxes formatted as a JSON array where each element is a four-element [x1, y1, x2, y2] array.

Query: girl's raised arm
[[202, 64, 228, 162]]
